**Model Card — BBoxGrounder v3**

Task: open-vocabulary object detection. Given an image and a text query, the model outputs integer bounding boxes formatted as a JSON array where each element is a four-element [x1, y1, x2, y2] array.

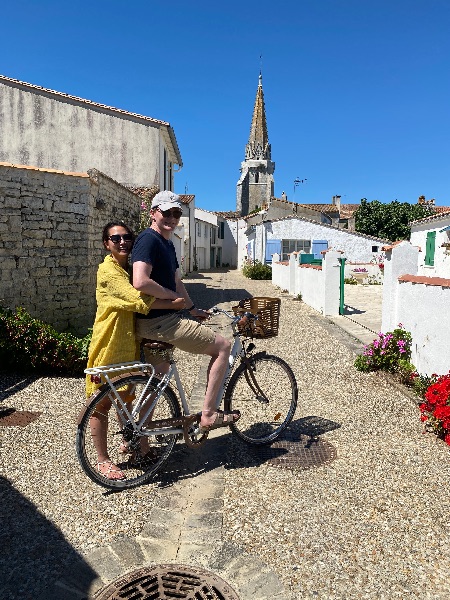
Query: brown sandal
[[199, 409, 240, 433]]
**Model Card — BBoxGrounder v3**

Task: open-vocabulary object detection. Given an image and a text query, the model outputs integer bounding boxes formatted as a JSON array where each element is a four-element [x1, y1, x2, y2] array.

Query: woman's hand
[[171, 297, 187, 310]]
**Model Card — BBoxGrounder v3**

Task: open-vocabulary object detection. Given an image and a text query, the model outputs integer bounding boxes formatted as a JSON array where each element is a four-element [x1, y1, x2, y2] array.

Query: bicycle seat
[[141, 339, 174, 350]]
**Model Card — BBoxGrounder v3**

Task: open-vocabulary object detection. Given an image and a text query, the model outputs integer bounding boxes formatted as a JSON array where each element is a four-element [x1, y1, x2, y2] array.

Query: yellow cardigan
[[85, 255, 154, 397]]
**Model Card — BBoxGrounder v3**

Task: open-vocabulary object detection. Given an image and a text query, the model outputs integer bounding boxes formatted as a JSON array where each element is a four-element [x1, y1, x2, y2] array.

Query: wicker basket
[[232, 297, 281, 339]]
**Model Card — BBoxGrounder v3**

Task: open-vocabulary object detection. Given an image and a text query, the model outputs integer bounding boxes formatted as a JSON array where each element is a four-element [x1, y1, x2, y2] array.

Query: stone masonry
[[0, 162, 141, 334]]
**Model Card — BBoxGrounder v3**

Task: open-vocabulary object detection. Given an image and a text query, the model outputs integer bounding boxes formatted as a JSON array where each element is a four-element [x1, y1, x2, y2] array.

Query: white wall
[[381, 240, 450, 375], [395, 279, 450, 376], [272, 250, 342, 316], [254, 217, 386, 263]]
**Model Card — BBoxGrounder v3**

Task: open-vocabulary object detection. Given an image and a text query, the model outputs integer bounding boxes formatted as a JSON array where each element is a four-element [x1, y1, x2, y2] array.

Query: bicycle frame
[[84, 308, 252, 439]]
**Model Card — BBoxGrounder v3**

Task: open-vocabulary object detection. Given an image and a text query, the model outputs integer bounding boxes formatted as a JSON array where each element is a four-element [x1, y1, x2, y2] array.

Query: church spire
[[245, 73, 271, 160]]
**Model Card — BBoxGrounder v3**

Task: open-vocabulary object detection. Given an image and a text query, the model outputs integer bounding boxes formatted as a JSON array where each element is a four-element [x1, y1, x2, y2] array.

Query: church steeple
[[236, 74, 275, 216], [245, 73, 271, 161]]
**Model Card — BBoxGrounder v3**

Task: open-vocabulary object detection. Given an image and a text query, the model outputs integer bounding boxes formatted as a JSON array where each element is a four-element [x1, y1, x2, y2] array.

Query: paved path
[[328, 283, 383, 346]]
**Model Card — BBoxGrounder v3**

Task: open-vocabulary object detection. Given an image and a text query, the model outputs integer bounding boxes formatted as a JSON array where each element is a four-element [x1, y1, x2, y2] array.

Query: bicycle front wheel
[[224, 352, 297, 445], [76, 373, 181, 490]]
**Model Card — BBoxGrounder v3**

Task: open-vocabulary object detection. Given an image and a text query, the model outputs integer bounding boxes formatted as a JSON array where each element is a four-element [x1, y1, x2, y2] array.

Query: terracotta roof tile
[[410, 208, 450, 225], [399, 274, 450, 288]]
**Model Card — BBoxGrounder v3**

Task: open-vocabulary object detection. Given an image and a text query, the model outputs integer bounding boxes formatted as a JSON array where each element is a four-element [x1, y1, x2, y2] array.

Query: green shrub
[[242, 260, 272, 280], [344, 276, 358, 285], [0, 306, 91, 375]]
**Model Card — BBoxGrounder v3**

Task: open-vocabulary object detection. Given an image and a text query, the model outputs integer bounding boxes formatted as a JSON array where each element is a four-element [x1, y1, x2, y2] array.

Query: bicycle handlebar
[[210, 306, 258, 327]]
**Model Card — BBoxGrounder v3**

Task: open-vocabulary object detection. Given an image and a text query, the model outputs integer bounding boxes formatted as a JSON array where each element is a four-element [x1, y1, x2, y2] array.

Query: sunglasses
[[108, 234, 133, 244], [158, 208, 183, 219]]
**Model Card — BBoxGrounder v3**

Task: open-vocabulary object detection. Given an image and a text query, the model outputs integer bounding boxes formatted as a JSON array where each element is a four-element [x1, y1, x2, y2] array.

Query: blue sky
[[2, 0, 450, 211]]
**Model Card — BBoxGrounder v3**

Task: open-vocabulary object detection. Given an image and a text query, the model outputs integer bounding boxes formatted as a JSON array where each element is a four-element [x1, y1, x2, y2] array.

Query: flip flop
[[97, 460, 126, 481], [199, 409, 240, 433]]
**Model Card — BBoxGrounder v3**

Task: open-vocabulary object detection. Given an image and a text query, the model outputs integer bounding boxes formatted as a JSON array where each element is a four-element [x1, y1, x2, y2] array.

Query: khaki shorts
[[136, 313, 215, 363]]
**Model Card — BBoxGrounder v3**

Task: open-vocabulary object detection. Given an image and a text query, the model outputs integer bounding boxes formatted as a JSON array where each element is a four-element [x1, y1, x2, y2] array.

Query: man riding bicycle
[[132, 190, 240, 432]]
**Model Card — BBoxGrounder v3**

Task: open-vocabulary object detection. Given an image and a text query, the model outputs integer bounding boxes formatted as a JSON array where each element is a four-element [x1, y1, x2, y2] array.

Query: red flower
[[445, 433, 450, 446], [434, 405, 450, 420]]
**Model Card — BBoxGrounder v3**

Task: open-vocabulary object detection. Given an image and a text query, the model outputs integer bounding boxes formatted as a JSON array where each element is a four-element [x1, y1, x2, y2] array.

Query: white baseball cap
[[151, 190, 183, 212]]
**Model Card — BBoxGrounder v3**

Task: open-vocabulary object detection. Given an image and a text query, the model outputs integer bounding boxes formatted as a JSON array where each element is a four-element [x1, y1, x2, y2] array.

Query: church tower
[[236, 73, 275, 216]]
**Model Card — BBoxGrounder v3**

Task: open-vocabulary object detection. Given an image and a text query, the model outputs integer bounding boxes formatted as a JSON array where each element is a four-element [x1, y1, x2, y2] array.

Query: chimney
[[281, 191, 287, 201], [332, 195, 341, 212]]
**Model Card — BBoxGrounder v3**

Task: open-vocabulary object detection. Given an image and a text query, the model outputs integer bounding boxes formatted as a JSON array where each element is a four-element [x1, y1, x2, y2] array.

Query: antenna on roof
[[184, 182, 188, 194], [293, 177, 307, 200]]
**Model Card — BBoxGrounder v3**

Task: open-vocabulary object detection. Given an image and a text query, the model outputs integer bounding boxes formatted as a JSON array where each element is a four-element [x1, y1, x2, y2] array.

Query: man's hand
[[190, 307, 211, 321]]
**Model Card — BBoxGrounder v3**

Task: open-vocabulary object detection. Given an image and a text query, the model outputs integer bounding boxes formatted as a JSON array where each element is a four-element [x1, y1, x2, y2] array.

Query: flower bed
[[419, 373, 450, 446]]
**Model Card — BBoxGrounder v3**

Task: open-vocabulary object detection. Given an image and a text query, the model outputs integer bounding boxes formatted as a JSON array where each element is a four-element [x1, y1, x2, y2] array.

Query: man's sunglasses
[[108, 234, 133, 244], [158, 208, 183, 219]]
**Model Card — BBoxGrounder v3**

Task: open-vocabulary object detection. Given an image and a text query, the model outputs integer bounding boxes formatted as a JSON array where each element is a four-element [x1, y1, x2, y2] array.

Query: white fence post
[[322, 250, 342, 316], [289, 252, 297, 295], [381, 242, 419, 332]]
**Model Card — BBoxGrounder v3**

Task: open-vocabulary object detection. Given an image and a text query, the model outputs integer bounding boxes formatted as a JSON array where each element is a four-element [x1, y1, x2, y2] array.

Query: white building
[[242, 215, 389, 266], [409, 210, 450, 278]]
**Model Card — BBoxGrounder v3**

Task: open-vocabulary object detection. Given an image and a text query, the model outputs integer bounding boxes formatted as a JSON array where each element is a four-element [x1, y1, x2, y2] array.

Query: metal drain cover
[[94, 564, 240, 600], [0, 408, 41, 427], [248, 434, 337, 470]]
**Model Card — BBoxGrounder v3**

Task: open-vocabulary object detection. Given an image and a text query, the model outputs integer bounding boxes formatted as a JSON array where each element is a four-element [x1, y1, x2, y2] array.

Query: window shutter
[[312, 240, 328, 259], [265, 239, 281, 263], [425, 231, 436, 266]]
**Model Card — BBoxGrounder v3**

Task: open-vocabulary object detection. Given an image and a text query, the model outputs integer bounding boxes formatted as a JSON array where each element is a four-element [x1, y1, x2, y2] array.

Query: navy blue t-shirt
[[131, 228, 179, 319]]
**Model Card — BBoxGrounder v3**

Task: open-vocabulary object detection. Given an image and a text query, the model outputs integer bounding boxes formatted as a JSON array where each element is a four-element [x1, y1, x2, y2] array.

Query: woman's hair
[[102, 221, 135, 244]]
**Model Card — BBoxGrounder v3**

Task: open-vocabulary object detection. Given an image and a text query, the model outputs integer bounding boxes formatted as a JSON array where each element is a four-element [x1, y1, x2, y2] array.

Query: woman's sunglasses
[[108, 234, 133, 244], [158, 208, 183, 219]]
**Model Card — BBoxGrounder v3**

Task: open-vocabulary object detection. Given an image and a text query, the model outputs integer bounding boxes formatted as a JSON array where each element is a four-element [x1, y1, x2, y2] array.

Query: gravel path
[[1, 269, 450, 599]]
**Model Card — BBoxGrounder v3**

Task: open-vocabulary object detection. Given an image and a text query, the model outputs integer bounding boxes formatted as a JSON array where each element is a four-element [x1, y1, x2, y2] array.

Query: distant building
[[0, 74, 182, 190], [236, 74, 275, 216]]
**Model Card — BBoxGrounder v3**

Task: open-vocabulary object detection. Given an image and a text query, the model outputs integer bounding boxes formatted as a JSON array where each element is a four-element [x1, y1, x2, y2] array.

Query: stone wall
[[0, 162, 141, 334]]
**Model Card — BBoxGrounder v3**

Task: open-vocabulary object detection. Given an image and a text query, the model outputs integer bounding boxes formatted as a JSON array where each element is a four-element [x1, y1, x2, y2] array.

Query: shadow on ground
[[0, 375, 39, 403], [142, 415, 341, 490], [0, 477, 98, 599]]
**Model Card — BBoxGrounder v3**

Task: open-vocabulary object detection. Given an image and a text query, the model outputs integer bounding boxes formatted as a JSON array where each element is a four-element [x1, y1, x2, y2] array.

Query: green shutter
[[425, 231, 436, 266]]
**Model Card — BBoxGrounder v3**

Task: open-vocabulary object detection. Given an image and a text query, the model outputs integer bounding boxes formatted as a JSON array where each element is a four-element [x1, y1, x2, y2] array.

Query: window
[[196, 222, 201, 237], [218, 222, 225, 239], [425, 231, 436, 266], [281, 239, 311, 261], [211, 228, 217, 244], [371, 245, 378, 252], [204, 224, 207, 237]]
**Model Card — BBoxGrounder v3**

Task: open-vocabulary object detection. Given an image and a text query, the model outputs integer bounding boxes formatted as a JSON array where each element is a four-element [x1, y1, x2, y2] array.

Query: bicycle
[[76, 297, 298, 490]]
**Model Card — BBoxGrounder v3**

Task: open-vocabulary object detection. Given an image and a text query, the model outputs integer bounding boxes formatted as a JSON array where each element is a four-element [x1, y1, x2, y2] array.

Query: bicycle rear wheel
[[76, 373, 181, 490], [224, 352, 297, 444]]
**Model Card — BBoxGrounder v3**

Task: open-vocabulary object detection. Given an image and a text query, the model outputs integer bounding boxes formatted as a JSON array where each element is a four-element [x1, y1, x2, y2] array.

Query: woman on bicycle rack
[[85, 221, 185, 480]]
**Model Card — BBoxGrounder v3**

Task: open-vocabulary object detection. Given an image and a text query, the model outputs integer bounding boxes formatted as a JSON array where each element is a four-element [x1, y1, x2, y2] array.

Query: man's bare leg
[[200, 334, 232, 429]]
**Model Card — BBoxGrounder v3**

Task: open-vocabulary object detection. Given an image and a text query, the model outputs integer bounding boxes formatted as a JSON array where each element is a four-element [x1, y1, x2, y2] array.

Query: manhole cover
[[0, 408, 41, 427], [247, 432, 337, 470], [94, 564, 240, 600]]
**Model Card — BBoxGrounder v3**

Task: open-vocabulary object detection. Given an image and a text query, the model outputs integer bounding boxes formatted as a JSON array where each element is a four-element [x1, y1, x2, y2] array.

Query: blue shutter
[[312, 240, 328, 259], [265, 239, 281, 264]]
